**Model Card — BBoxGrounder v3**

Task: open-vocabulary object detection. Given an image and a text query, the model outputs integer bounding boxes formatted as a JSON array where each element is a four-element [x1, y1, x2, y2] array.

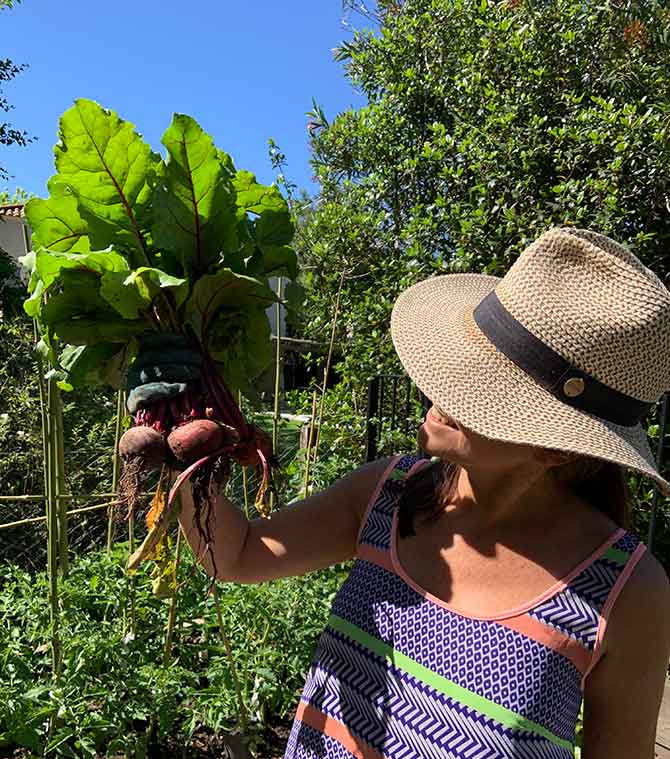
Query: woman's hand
[[583, 551, 670, 758], [177, 456, 396, 583]]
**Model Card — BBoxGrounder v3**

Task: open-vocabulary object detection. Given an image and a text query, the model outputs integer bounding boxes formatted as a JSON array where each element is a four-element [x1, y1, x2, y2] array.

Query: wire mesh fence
[[0, 408, 306, 572]]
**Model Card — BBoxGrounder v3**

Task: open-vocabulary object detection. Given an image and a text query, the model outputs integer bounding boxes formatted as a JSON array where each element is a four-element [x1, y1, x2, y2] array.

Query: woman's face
[[418, 405, 543, 473]]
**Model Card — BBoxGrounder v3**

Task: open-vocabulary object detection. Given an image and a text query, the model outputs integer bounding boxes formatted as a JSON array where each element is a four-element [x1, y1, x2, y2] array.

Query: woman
[[178, 228, 670, 758]]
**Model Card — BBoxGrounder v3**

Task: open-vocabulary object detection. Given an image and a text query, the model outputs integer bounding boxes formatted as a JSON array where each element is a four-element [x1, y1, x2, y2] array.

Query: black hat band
[[473, 291, 652, 427]]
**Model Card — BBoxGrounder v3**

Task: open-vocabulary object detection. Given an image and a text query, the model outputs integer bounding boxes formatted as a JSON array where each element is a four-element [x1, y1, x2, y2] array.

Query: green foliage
[[0, 546, 349, 757], [0, 314, 118, 553], [291, 0, 670, 539], [0, 187, 33, 204], [0, 248, 25, 316], [23, 99, 295, 396], [298, 0, 670, 393]]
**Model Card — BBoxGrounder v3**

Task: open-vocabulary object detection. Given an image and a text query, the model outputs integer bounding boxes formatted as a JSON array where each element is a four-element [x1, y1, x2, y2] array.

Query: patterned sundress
[[284, 453, 647, 759]]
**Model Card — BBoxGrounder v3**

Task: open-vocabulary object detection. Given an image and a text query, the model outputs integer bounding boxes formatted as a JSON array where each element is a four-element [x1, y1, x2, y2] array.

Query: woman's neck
[[444, 463, 570, 531]]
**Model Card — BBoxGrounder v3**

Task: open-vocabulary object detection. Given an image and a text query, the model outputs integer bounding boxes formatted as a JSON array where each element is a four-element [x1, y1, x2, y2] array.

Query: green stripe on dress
[[603, 547, 630, 566], [328, 613, 574, 752]]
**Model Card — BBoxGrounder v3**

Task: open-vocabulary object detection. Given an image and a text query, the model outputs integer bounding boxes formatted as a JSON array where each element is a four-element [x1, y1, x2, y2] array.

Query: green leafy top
[[23, 99, 298, 394]]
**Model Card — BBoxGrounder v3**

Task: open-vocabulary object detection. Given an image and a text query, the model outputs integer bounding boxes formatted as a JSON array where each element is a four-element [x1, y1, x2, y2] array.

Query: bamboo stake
[[302, 388, 318, 499], [0, 491, 152, 502], [34, 322, 49, 511], [0, 493, 46, 502], [238, 390, 251, 519], [54, 387, 69, 576], [46, 377, 62, 681], [270, 276, 283, 511], [162, 525, 183, 666], [127, 513, 137, 638], [312, 269, 346, 464], [0, 500, 121, 530], [212, 583, 248, 732], [107, 389, 126, 553]]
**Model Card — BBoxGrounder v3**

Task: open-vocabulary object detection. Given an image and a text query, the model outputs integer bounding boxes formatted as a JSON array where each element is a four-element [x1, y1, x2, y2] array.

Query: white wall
[[266, 275, 287, 338], [0, 217, 30, 284]]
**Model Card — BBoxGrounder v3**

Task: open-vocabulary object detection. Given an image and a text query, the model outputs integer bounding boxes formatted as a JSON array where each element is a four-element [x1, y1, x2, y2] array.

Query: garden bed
[[0, 546, 350, 758]]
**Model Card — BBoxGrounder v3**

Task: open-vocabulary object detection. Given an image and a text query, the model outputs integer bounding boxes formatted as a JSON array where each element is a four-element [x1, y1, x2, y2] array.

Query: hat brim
[[391, 273, 669, 495]]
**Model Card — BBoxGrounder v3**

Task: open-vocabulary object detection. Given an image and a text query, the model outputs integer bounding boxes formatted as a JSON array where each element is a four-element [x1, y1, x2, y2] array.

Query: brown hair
[[397, 455, 631, 539]]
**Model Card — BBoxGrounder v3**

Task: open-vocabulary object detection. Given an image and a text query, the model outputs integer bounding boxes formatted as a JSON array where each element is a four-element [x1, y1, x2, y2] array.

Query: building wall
[[266, 275, 287, 338], [0, 217, 30, 284]]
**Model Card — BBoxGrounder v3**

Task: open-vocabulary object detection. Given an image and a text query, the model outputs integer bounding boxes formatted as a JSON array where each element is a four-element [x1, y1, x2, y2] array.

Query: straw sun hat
[[390, 227, 670, 494]]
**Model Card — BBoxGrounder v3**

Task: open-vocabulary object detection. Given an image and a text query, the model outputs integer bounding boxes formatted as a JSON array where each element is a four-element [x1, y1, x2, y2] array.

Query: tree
[[292, 0, 670, 541], [0, 187, 32, 204], [0, 0, 32, 182], [297, 0, 670, 397]]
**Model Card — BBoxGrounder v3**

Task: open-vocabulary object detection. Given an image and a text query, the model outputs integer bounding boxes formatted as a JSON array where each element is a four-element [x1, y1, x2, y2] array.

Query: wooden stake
[[162, 525, 183, 666], [302, 388, 318, 500], [271, 276, 283, 511], [312, 269, 346, 464], [54, 387, 69, 575], [239, 390, 250, 520], [107, 389, 125, 553], [45, 377, 62, 682]]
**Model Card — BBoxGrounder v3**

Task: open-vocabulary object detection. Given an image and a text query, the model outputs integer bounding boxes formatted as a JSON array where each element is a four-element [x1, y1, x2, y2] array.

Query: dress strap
[[580, 531, 647, 685], [356, 453, 428, 556]]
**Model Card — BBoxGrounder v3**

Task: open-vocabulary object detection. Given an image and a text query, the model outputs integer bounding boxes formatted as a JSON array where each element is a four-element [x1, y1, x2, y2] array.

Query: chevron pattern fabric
[[284, 454, 644, 759]]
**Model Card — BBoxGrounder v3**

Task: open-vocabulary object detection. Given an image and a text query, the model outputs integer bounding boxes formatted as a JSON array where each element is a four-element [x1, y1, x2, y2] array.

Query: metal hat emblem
[[563, 377, 585, 398]]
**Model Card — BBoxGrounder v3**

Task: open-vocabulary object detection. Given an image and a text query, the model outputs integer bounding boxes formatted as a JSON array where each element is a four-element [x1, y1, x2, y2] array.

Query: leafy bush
[[0, 546, 350, 757], [293, 0, 670, 565]]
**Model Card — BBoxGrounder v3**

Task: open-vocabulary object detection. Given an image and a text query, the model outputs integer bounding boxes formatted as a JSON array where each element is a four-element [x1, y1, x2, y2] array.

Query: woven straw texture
[[390, 228, 670, 494]]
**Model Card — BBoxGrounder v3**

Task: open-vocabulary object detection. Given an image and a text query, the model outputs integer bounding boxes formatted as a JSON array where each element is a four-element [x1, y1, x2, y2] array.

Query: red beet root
[[119, 425, 167, 471], [167, 419, 240, 466], [232, 424, 274, 467]]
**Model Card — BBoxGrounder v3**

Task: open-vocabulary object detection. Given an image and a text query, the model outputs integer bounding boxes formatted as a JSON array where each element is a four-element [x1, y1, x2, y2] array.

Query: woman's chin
[[417, 422, 463, 460]]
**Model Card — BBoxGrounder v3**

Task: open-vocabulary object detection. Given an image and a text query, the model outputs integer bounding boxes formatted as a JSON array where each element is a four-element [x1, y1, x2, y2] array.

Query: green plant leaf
[[184, 268, 276, 339], [246, 244, 297, 279], [47, 343, 129, 391], [24, 179, 90, 253], [152, 114, 237, 276], [233, 170, 287, 216], [21, 249, 129, 317], [126, 267, 190, 309], [41, 269, 145, 345], [99, 265, 189, 322], [233, 170, 295, 277], [54, 98, 158, 267], [51, 318, 146, 346], [255, 208, 294, 249], [99, 271, 150, 319], [284, 279, 305, 328], [208, 307, 273, 397]]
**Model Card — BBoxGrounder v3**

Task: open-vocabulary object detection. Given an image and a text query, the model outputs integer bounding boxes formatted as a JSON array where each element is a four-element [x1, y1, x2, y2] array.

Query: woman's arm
[[177, 456, 395, 583], [583, 551, 670, 758]]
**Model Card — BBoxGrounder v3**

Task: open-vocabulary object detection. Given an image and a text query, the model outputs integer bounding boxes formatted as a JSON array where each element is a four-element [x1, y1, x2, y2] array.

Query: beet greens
[[21, 99, 297, 565]]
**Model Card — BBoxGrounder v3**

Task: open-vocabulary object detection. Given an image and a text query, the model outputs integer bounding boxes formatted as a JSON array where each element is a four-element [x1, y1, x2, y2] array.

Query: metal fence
[[364, 374, 430, 463], [364, 374, 669, 554]]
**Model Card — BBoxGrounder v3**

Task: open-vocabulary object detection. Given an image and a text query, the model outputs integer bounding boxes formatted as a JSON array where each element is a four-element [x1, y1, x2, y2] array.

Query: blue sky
[[0, 1, 369, 199]]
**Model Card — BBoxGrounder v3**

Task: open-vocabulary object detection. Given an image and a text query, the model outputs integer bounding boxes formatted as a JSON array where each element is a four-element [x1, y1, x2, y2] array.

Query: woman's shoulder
[[344, 456, 397, 521], [605, 545, 670, 652], [345, 453, 429, 522]]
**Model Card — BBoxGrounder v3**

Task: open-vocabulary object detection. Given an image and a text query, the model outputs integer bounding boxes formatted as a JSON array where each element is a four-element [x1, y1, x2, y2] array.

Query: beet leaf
[[152, 114, 237, 277]]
